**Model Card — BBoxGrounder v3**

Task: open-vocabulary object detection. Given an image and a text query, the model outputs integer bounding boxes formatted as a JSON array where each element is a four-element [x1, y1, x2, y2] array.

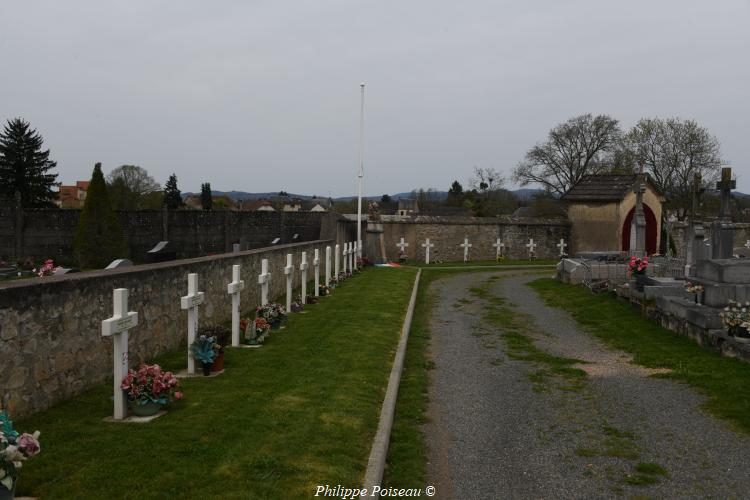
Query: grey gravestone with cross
[[181, 273, 205, 376], [102, 288, 138, 420], [630, 172, 647, 257], [711, 167, 736, 259]]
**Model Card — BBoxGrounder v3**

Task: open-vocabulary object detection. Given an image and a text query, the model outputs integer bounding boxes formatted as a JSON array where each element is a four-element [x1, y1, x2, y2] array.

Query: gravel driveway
[[424, 271, 750, 499]]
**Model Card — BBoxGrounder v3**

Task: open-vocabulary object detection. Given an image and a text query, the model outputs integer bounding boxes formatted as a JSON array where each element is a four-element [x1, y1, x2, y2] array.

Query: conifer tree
[[72, 163, 127, 268], [0, 118, 59, 207], [200, 182, 213, 210], [163, 173, 183, 209]]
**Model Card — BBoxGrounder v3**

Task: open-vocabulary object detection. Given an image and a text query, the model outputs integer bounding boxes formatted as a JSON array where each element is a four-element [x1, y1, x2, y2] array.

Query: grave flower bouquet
[[627, 255, 649, 277], [0, 411, 41, 492], [121, 364, 181, 407], [191, 335, 219, 365], [291, 298, 304, 313], [318, 284, 330, 296], [34, 258, 61, 277], [684, 282, 704, 294], [255, 303, 286, 325], [719, 300, 750, 338]]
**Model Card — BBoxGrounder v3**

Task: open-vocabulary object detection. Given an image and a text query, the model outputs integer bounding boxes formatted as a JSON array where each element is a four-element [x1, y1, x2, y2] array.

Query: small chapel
[[562, 173, 665, 255]]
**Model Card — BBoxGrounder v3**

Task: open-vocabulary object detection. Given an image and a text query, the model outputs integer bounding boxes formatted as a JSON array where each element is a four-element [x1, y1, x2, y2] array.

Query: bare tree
[[513, 114, 622, 196], [627, 117, 723, 220], [469, 167, 505, 193], [107, 165, 160, 210]]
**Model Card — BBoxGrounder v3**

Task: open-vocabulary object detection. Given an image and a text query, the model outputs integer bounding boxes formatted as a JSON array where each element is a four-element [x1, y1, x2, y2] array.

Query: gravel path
[[424, 271, 750, 499]]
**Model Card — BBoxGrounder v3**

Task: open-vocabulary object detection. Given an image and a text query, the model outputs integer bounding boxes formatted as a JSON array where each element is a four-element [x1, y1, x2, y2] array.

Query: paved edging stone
[[361, 269, 422, 499]]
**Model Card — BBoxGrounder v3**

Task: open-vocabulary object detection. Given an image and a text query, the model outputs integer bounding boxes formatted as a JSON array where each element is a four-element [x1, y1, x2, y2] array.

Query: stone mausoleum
[[563, 174, 664, 255]]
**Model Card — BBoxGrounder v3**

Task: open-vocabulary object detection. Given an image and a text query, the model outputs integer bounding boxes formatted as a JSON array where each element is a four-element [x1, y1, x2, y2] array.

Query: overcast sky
[[2, 1, 749, 196]]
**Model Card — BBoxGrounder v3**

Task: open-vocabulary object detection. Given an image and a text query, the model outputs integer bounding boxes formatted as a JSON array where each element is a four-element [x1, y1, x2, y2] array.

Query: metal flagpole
[[356, 83, 365, 260]]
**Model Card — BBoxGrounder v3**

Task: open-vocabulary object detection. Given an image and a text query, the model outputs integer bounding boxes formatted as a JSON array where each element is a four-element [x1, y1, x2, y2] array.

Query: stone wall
[[372, 216, 571, 261], [1, 201, 344, 264], [0, 240, 336, 417], [667, 222, 750, 258]]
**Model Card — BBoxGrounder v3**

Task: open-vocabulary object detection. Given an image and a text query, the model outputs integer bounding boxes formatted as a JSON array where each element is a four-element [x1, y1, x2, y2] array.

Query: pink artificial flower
[[18, 432, 41, 457], [174, 391, 184, 400]]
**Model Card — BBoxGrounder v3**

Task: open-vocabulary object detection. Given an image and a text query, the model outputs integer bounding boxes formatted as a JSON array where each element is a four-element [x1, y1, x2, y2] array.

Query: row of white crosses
[[397, 236, 569, 263], [102, 242, 360, 420]]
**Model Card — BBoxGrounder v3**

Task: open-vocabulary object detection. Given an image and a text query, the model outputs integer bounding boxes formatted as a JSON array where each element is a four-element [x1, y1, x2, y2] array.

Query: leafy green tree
[[0, 118, 59, 207], [380, 194, 391, 203], [200, 182, 213, 210], [106, 165, 160, 210], [163, 173, 183, 209], [447, 180, 464, 206], [72, 163, 127, 267]]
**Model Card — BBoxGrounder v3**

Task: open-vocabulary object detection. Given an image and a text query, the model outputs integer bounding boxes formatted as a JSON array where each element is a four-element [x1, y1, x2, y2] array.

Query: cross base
[[103, 411, 167, 423]]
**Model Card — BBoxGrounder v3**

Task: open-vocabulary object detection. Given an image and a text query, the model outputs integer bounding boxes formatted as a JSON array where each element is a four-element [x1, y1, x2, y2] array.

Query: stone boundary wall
[[668, 222, 750, 258], [0, 240, 336, 417], [0, 201, 345, 263], [376, 216, 571, 261]]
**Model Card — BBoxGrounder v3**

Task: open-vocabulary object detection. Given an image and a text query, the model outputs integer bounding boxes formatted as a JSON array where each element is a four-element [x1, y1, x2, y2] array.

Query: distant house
[[397, 199, 419, 217], [302, 197, 332, 212], [562, 174, 664, 255], [238, 199, 276, 212], [55, 181, 90, 208], [183, 194, 237, 210]]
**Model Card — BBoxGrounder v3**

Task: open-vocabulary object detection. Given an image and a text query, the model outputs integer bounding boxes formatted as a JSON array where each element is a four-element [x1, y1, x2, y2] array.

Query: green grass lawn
[[17, 267, 418, 499], [403, 258, 558, 268], [531, 278, 750, 434]]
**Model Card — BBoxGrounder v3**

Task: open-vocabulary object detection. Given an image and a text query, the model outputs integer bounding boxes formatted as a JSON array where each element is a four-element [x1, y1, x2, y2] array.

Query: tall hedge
[[73, 163, 127, 268]]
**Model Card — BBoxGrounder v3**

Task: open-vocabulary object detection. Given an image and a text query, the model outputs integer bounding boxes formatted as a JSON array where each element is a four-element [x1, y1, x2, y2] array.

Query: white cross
[[102, 288, 138, 420], [313, 249, 321, 297], [460, 237, 472, 263], [342, 243, 349, 274], [357, 238, 363, 263], [180, 273, 205, 376], [422, 238, 434, 264], [227, 264, 245, 347], [396, 237, 409, 253], [325, 246, 332, 286], [334, 244, 341, 278], [284, 253, 294, 313], [745, 240, 750, 250], [300, 251, 309, 304], [492, 238, 505, 258], [556, 238, 567, 257], [526, 238, 537, 259], [258, 258, 271, 306], [349, 242, 354, 271], [352, 241, 358, 271]]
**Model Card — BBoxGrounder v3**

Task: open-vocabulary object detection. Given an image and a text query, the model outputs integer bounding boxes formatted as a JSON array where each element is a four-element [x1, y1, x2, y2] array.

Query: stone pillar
[[711, 167, 736, 260]]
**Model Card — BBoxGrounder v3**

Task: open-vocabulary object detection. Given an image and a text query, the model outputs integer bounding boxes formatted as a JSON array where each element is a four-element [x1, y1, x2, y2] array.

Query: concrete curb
[[361, 269, 422, 499]]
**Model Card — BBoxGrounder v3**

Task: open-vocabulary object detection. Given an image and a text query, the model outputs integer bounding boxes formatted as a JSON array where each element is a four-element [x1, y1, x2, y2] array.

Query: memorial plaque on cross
[[313, 249, 321, 296], [422, 238, 434, 264], [180, 273, 205, 376], [102, 288, 138, 420], [227, 264, 245, 346], [300, 251, 308, 304], [284, 253, 294, 312], [258, 258, 271, 306], [460, 237, 472, 262], [325, 246, 331, 286], [526, 238, 537, 259]]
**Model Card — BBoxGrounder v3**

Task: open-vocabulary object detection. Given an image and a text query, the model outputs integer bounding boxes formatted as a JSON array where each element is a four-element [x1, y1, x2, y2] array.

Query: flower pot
[[0, 478, 15, 500], [131, 401, 163, 417], [202, 362, 212, 376], [211, 351, 225, 372], [635, 274, 648, 292]]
